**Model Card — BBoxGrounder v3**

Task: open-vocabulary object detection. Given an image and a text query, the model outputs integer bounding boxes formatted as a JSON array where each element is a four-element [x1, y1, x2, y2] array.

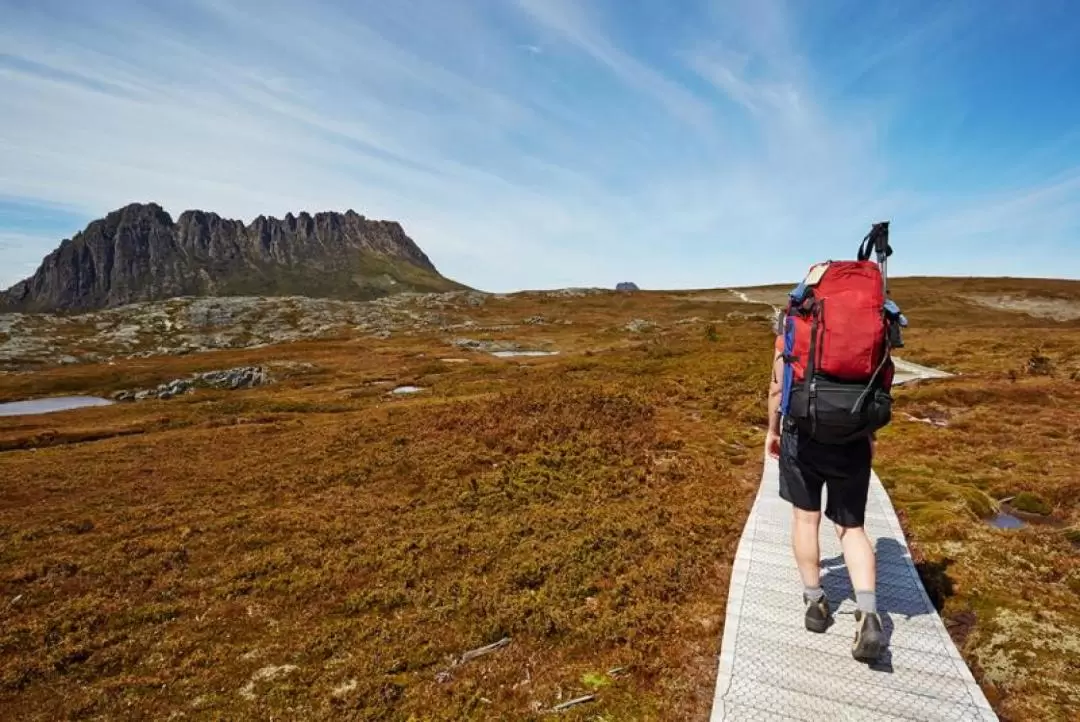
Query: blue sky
[[1, 0, 1079, 292]]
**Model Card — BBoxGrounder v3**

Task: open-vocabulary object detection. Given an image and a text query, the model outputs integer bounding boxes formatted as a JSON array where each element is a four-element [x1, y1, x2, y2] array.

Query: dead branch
[[455, 636, 511, 666], [550, 695, 596, 713]]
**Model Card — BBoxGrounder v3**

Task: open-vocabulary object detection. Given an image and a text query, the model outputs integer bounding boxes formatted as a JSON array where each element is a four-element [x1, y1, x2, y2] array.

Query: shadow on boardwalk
[[819, 538, 936, 675]]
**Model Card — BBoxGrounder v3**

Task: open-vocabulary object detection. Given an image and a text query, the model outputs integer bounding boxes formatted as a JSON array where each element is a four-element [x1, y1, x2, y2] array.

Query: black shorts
[[778, 418, 872, 528]]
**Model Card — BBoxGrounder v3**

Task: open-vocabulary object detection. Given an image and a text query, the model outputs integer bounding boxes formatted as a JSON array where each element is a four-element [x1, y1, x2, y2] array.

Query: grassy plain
[[1, 278, 1078, 720]]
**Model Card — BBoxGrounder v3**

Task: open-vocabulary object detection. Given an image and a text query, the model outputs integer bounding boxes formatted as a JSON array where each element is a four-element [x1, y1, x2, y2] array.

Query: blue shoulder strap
[[780, 310, 795, 417], [779, 281, 802, 417]]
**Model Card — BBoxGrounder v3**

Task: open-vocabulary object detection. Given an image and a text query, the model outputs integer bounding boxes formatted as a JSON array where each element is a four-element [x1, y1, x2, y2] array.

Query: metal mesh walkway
[[709, 455, 998, 721]]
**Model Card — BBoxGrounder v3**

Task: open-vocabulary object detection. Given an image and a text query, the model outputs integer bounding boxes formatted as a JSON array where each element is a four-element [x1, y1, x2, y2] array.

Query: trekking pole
[[851, 221, 897, 413], [874, 221, 905, 351], [857, 221, 892, 297], [875, 221, 891, 297], [857, 220, 902, 353], [859, 222, 894, 295]]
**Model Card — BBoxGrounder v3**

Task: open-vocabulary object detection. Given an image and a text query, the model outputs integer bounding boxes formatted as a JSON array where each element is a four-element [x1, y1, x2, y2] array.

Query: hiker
[[765, 223, 902, 663]]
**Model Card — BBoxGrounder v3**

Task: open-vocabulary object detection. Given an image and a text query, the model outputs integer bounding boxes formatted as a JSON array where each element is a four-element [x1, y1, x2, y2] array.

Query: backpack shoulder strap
[[779, 305, 797, 417]]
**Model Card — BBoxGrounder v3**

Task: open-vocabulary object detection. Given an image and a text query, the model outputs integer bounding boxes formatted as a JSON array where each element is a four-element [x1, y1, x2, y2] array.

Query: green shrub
[[1012, 491, 1052, 516], [959, 487, 997, 518]]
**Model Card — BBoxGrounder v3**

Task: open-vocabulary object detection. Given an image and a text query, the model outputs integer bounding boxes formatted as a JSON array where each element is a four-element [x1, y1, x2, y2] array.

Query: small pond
[[390, 386, 426, 395], [985, 497, 1065, 531], [988, 510, 1025, 530], [0, 396, 114, 417]]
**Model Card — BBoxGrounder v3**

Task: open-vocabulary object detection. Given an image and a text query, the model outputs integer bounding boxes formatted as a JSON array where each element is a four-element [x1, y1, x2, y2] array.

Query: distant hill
[[0, 202, 468, 313]]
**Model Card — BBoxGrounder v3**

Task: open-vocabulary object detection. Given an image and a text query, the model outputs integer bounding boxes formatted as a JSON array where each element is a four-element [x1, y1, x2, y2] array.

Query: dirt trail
[[728, 289, 781, 313], [965, 294, 1080, 321]]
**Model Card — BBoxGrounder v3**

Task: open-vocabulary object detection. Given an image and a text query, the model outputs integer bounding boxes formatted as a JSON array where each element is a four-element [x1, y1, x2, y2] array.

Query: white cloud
[[0, 0, 1077, 293], [513, 0, 716, 132]]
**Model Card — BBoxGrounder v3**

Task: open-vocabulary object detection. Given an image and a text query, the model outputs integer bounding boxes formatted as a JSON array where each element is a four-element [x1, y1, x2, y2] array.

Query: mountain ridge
[[0, 202, 467, 313]]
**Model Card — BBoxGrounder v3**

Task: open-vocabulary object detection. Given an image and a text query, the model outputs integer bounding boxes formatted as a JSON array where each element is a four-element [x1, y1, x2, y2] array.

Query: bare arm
[[767, 349, 783, 435]]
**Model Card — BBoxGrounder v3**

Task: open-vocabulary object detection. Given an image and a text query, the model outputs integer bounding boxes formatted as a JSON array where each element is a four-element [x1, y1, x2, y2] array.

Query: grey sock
[[804, 585, 824, 602], [856, 590, 877, 613]]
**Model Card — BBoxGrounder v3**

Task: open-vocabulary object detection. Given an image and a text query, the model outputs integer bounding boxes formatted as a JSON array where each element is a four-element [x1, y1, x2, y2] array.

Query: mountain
[[0, 203, 468, 313]]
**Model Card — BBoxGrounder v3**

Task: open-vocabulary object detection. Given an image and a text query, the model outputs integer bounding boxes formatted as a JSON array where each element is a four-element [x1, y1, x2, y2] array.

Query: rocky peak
[[1, 203, 465, 313]]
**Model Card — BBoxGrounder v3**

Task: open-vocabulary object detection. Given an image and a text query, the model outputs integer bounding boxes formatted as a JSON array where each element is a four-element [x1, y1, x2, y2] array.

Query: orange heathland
[[1, 279, 1079, 721]]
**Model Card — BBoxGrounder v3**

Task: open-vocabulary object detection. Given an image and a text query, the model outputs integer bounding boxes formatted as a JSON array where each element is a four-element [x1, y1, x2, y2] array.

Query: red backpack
[[779, 223, 902, 444]]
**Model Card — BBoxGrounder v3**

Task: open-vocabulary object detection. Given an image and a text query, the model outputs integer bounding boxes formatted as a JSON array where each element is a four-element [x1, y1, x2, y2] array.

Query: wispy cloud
[[513, 0, 716, 132], [1, 0, 1078, 292]]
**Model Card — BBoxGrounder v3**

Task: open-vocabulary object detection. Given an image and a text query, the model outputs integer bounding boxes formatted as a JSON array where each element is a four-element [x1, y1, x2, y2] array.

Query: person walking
[[766, 332, 885, 661], [763, 224, 902, 663]]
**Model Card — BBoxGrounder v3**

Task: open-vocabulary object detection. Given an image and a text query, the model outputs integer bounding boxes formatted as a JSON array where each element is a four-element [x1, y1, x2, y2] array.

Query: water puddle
[[0, 396, 114, 417], [489, 351, 560, 358], [988, 511, 1025, 530], [390, 386, 425, 395]]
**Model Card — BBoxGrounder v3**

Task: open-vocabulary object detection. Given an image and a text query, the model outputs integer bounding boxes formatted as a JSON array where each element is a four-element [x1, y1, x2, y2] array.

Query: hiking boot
[[803, 593, 830, 633], [852, 610, 885, 661]]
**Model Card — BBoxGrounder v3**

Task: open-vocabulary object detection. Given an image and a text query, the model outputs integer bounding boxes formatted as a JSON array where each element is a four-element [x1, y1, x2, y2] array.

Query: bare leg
[[838, 523, 884, 660], [792, 507, 822, 587], [835, 524, 876, 594]]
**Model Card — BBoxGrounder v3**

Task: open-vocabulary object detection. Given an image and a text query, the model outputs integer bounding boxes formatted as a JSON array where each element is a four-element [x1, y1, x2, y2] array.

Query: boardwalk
[[891, 358, 954, 385], [709, 413, 998, 719]]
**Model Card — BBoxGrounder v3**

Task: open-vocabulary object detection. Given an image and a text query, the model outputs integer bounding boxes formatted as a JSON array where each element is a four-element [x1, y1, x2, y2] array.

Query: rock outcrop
[[0, 202, 467, 313], [0, 291, 490, 369], [616, 282, 640, 292], [112, 366, 272, 402]]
